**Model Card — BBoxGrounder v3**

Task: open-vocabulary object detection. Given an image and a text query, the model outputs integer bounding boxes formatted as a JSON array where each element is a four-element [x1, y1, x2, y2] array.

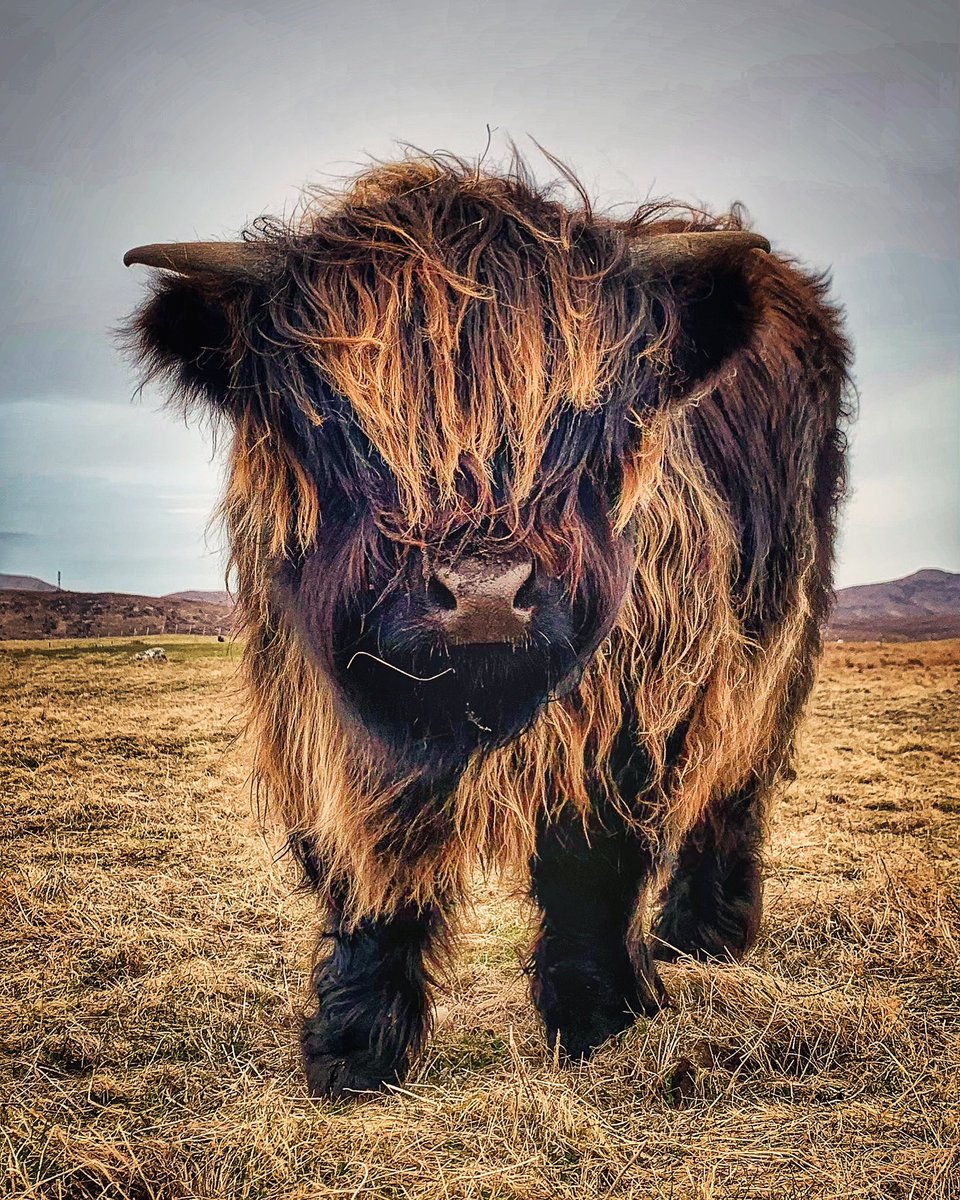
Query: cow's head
[[125, 159, 767, 770]]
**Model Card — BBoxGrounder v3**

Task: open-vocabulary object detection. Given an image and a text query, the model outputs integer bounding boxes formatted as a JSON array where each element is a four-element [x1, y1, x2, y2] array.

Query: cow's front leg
[[301, 901, 444, 1099], [651, 780, 766, 963], [529, 807, 667, 1060]]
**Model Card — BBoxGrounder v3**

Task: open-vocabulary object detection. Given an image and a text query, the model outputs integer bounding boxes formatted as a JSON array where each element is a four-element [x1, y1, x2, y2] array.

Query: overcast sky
[[2, 0, 957, 593]]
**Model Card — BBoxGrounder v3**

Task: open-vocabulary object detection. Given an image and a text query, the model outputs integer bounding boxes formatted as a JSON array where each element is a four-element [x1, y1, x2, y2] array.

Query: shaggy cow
[[124, 155, 851, 1099]]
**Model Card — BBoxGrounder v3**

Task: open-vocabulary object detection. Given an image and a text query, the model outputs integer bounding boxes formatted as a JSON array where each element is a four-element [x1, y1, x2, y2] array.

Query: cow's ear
[[123, 241, 272, 414], [634, 230, 769, 400], [128, 274, 236, 410]]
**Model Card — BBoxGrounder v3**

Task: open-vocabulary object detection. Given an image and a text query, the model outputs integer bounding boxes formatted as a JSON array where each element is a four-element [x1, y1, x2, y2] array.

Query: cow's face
[[286, 417, 639, 761], [126, 161, 765, 767]]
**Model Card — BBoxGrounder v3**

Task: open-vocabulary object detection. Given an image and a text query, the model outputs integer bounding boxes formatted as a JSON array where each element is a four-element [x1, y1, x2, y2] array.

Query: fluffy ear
[[636, 230, 769, 400], [123, 241, 273, 414], [127, 274, 236, 410]]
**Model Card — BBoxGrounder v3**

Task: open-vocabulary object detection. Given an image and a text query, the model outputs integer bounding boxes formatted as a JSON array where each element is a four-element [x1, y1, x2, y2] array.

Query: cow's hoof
[[533, 952, 669, 1062], [545, 1005, 638, 1061], [650, 914, 756, 963], [302, 1049, 397, 1100], [533, 984, 641, 1062], [301, 1017, 405, 1101]]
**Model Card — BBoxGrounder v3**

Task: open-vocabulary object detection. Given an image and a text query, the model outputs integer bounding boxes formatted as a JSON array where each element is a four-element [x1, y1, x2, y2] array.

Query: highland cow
[[124, 154, 851, 1099]]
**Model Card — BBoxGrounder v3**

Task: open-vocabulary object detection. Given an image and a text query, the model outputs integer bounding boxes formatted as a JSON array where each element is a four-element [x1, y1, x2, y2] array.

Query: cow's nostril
[[426, 576, 457, 612], [512, 570, 538, 613]]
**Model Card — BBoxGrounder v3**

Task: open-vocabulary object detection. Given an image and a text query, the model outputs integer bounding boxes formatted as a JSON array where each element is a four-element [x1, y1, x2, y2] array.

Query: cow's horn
[[636, 231, 771, 272], [123, 241, 268, 277]]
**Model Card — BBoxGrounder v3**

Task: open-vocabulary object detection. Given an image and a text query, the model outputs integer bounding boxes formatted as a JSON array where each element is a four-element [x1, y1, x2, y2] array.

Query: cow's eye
[[577, 472, 612, 532]]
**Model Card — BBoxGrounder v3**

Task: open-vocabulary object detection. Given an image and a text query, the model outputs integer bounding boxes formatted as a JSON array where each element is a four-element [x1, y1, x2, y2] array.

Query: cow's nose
[[428, 553, 535, 644]]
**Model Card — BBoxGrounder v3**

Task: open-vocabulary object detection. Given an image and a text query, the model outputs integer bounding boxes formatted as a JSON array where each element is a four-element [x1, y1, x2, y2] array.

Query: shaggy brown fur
[[125, 151, 851, 1091]]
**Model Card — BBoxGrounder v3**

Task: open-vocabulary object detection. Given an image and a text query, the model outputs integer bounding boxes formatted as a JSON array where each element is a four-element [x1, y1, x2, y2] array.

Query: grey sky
[[2, 0, 957, 593]]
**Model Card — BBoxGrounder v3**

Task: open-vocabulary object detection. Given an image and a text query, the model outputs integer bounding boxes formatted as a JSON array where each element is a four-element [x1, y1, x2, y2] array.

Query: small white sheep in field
[[133, 647, 167, 662]]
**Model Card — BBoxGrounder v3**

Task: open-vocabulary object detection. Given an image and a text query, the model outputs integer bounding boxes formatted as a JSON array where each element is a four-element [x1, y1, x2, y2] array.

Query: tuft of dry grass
[[1, 636, 958, 1199]]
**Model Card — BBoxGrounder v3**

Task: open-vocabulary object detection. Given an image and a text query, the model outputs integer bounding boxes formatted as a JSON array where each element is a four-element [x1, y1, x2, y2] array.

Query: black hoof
[[302, 1052, 396, 1100], [546, 1004, 637, 1061], [532, 952, 668, 1061], [301, 1022, 403, 1100], [651, 911, 757, 963]]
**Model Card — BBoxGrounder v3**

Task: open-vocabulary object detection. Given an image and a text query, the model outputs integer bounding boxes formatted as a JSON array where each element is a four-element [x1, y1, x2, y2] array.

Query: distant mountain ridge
[[0, 576, 233, 606], [0, 574, 58, 592], [0, 570, 957, 641], [827, 569, 960, 641]]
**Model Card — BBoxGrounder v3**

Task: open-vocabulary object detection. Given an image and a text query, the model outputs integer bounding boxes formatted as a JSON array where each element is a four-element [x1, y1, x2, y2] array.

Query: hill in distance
[[0, 577, 231, 606], [0, 589, 232, 640], [827, 569, 960, 642], [0, 574, 58, 592]]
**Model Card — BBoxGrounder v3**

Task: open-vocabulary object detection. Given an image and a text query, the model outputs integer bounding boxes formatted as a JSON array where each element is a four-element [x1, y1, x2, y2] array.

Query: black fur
[[528, 722, 671, 1058], [529, 801, 668, 1058], [301, 901, 444, 1099], [652, 781, 765, 962], [129, 276, 237, 408], [654, 255, 762, 399]]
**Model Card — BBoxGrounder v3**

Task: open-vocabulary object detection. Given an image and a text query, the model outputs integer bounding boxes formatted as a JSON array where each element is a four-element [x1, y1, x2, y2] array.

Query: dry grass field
[[1, 636, 958, 1200]]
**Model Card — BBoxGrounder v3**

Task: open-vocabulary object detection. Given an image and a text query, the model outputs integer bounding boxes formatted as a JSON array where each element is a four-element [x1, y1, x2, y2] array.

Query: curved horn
[[635, 230, 771, 272], [122, 241, 269, 278]]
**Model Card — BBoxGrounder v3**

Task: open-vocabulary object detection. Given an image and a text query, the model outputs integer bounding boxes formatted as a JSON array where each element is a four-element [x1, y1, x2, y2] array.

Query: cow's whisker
[[346, 651, 455, 682]]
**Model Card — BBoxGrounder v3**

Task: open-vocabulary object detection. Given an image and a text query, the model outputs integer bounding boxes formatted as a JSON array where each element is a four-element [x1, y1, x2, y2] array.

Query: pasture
[[1, 636, 958, 1199]]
